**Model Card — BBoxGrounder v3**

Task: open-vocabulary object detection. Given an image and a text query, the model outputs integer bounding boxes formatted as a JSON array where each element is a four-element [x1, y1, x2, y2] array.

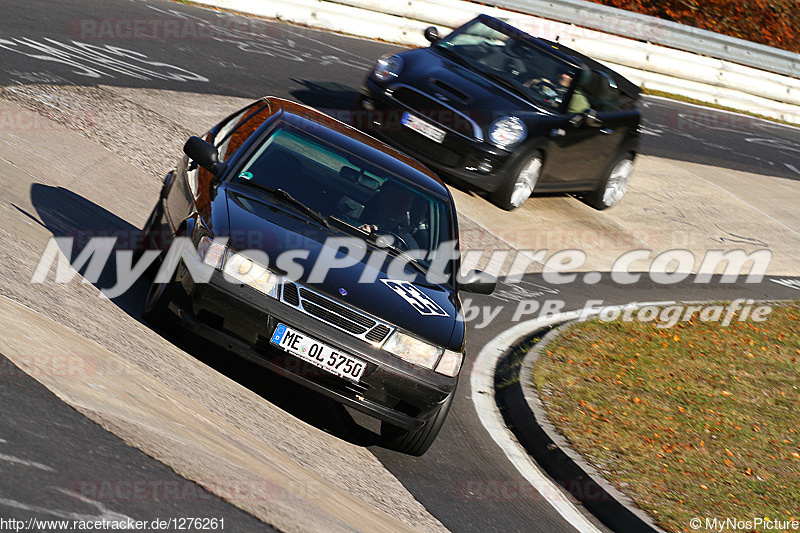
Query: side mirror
[[184, 136, 222, 175], [459, 270, 497, 295], [424, 26, 440, 44]]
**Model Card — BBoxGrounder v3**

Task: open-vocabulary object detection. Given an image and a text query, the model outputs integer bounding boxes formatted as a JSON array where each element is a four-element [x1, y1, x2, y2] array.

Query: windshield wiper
[[434, 46, 535, 104], [479, 70, 533, 102], [238, 180, 329, 228], [432, 44, 477, 70], [328, 216, 428, 276], [327, 215, 367, 236]]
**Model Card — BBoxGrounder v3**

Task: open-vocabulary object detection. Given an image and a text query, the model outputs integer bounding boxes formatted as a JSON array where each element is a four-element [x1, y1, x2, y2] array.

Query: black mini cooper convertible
[[138, 97, 495, 456], [357, 14, 641, 210]]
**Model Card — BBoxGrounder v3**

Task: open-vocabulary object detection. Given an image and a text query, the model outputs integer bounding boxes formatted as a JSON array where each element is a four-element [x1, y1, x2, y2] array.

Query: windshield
[[234, 123, 454, 272], [434, 19, 579, 112]]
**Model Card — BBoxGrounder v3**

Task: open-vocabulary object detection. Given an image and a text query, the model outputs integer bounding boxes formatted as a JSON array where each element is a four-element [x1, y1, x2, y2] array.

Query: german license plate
[[401, 112, 445, 143], [270, 324, 366, 382]]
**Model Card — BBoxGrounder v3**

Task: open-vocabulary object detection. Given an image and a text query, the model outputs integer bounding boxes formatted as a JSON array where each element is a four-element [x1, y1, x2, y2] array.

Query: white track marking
[[470, 302, 681, 532]]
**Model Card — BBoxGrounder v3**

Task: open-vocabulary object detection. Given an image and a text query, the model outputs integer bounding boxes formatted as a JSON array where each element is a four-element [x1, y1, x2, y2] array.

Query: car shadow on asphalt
[[29, 182, 381, 449], [288, 79, 360, 112]]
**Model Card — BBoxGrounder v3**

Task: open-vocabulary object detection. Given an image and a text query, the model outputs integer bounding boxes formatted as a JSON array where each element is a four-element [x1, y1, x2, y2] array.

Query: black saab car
[[138, 97, 495, 456], [357, 14, 641, 210]]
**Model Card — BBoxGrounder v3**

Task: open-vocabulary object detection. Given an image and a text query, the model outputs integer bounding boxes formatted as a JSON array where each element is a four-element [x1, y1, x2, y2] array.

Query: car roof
[[539, 40, 641, 99], [474, 15, 640, 100], [260, 97, 452, 199]]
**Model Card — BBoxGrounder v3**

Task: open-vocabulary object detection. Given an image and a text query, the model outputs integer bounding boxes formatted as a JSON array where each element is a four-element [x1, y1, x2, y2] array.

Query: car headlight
[[223, 251, 280, 298], [488, 116, 527, 148], [373, 55, 403, 82], [435, 349, 463, 377], [197, 235, 226, 269], [383, 330, 442, 369]]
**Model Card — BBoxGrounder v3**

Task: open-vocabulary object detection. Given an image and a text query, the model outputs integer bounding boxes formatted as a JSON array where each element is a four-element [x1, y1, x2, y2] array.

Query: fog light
[[477, 159, 493, 173]]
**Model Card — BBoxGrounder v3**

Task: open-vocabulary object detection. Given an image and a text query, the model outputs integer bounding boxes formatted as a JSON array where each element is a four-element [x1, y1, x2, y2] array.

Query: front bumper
[[356, 80, 517, 193], [169, 267, 456, 431]]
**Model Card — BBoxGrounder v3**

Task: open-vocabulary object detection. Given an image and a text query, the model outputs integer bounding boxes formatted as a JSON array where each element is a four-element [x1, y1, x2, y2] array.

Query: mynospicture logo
[[29, 235, 777, 328]]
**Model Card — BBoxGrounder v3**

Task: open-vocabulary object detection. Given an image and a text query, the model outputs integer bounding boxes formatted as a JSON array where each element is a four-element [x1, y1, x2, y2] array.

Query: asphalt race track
[[0, 0, 799, 531]]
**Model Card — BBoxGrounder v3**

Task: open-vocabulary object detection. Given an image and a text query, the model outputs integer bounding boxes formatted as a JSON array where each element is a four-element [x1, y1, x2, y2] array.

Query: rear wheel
[[380, 388, 455, 456], [587, 154, 634, 210], [490, 153, 542, 210]]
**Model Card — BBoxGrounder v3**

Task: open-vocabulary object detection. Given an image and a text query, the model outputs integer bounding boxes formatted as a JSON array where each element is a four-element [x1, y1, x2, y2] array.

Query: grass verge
[[532, 301, 800, 532]]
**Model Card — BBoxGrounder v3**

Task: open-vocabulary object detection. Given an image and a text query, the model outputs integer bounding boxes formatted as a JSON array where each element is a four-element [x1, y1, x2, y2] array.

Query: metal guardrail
[[192, 0, 800, 122], [495, 0, 800, 78]]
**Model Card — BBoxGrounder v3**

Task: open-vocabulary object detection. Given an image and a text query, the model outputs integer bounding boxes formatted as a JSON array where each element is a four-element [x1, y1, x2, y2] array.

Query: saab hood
[[220, 184, 459, 349]]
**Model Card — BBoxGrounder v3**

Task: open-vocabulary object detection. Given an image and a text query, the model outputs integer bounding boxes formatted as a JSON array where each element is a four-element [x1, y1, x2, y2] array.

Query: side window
[[214, 101, 272, 161], [214, 108, 249, 161], [577, 70, 625, 112]]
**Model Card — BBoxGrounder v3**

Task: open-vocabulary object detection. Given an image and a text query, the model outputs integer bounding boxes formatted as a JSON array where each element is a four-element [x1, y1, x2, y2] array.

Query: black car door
[[541, 70, 633, 188]]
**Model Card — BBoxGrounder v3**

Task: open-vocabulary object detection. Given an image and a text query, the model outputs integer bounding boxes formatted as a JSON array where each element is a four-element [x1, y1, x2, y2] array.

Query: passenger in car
[[561, 72, 590, 114]]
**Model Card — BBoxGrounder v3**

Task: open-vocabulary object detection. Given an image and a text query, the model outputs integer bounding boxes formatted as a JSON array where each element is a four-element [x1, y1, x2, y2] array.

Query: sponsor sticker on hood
[[382, 279, 449, 317]]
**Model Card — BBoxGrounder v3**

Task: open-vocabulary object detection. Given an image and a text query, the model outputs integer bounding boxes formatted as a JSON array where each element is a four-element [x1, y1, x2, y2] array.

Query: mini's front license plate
[[401, 112, 446, 143], [270, 324, 366, 382]]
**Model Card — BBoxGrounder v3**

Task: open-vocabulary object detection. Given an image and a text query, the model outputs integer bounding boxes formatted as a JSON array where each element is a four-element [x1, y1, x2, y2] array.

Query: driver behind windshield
[[525, 71, 590, 114], [357, 181, 420, 250]]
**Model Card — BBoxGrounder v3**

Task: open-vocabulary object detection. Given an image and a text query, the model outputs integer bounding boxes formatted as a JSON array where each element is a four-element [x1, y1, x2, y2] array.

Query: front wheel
[[142, 267, 176, 325], [490, 153, 542, 210], [380, 388, 455, 456], [134, 202, 164, 278], [587, 154, 634, 210]]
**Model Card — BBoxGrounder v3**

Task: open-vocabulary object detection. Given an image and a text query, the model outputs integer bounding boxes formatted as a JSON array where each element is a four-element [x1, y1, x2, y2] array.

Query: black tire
[[586, 154, 634, 210], [490, 152, 542, 211], [380, 388, 456, 456], [134, 202, 164, 278], [141, 266, 176, 325]]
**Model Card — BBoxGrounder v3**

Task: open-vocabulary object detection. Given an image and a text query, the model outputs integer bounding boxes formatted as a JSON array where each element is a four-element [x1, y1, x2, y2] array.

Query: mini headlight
[[435, 349, 463, 377], [373, 55, 403, 82], [383, 331, 442, 369], [223, 251, 279, 298], [488, 116, 527, 148]]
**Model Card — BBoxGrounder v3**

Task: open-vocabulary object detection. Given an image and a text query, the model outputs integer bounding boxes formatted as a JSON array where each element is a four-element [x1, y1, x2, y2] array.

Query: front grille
[[300, 300, 369, 335], [299, 288, 373, 329], [391, 86, 479, 139], [279, 281, 394, 346], [365, 324, 391, 343], [283, 282, 300, 306]]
